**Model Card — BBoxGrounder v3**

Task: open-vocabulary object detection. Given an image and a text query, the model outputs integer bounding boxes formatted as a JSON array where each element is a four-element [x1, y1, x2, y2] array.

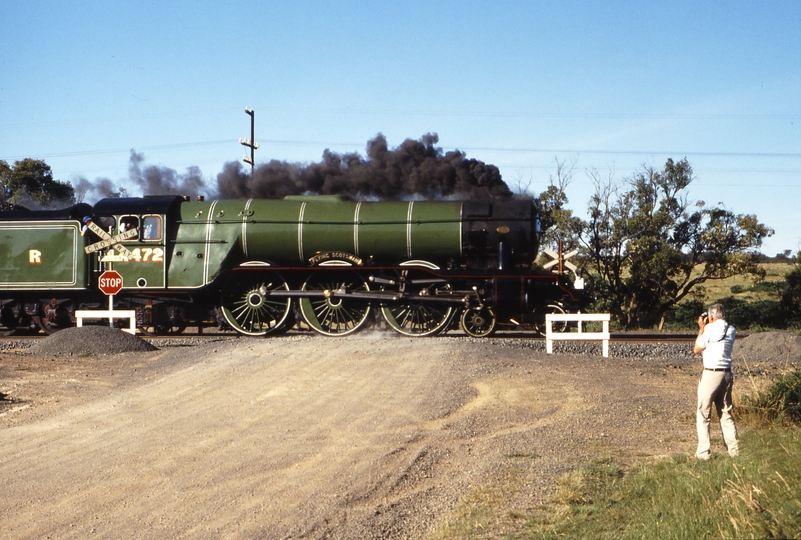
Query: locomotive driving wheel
[[221, 271, 292, 336], [299, 268, 372, 336], [382, 299, 454, 337], [380, 262, 454, 337], [533, 303, 567, 337], [460, 307, 496, 338]]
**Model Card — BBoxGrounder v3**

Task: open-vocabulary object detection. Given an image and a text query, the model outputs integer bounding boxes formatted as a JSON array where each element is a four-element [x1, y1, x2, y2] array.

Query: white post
[[546, 318, 553, 354], [108, 294, 115, 329]]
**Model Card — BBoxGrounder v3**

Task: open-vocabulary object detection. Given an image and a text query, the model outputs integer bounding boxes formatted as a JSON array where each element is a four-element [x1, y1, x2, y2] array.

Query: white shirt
[[695, 319, 736, 370]]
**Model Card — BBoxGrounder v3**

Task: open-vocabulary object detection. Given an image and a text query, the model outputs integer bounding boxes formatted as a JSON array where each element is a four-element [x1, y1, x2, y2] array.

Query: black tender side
[[0, 203, 94, 222]]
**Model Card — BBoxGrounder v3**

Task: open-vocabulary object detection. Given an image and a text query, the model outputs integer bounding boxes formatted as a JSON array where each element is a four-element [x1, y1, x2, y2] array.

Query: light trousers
[[696, 370, 739, 459]]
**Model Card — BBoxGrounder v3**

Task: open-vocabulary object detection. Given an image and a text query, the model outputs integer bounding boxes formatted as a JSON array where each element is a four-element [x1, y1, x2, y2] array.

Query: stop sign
[[98, 270, 124, 295]]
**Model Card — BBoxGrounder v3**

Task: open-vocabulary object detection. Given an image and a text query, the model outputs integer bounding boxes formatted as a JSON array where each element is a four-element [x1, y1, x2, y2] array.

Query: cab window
[[119, 216, 140, 239], [142, 215, 162, 241]]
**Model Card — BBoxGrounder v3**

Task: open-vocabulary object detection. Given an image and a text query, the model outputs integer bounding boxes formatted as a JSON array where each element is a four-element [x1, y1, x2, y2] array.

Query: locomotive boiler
[[0, 195, 584, 337]]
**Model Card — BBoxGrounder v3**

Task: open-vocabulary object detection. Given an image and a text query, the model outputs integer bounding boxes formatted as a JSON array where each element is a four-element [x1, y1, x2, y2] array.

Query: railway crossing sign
[[542, 247, 578, 273], [98, 270, 124, 295], [542, 246, 585, 290], [84, 222, 136, 259]]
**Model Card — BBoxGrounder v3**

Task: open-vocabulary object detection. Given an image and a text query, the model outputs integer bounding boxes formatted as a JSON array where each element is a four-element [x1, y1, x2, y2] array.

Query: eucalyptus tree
[[583, 158, 772, 329], [0, 158, 75, 209]]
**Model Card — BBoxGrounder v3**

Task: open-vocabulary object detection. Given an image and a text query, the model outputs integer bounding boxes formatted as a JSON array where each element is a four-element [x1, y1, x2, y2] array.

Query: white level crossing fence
[[75, 310, 137, 335], [545, 313, 611, 357]]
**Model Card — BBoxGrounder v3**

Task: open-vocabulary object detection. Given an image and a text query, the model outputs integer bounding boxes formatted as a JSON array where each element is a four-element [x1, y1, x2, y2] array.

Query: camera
[[700, 312, 709, 323]]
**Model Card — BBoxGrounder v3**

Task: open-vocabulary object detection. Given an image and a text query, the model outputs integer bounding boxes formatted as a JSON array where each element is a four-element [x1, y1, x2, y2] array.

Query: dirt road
[[1, 332, 700, 539]]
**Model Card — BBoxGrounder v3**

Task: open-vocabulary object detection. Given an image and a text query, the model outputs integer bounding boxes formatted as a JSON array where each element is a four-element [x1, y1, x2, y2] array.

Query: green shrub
[[719, 297, 785, 329], [663, 299, 705, 329], [751, 280, 784, 295], [781, 266, 801, 323], [741, 370, 801, 425]]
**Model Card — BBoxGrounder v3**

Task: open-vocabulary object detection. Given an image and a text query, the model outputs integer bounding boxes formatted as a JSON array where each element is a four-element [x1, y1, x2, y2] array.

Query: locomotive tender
[[0, 195, 583, 337]]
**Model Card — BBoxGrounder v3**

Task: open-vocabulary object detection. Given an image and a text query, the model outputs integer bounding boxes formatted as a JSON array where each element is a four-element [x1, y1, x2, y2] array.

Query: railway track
[[0, 327, 700, 343]]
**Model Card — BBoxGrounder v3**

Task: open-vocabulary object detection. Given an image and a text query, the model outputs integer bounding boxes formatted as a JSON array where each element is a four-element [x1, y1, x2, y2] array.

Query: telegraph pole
[[239, 107, 258, 176]]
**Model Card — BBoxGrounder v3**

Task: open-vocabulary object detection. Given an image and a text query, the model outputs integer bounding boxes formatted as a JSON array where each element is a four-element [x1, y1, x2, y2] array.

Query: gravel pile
[[736, 331, 801, 365], [25, 326, 157, 356]]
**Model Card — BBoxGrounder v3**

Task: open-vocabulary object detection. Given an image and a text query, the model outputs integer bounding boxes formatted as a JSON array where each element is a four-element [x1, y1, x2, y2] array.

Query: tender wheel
[[299, 270, 372, 336], [221, 271, 292, 336], [136, 305, 187, 336], [0, 305, 19, 336], [460, 307, 496, 338], [533, 303, 567, 336], [35, 301, 73, 335], [34, 315, 58, 335]]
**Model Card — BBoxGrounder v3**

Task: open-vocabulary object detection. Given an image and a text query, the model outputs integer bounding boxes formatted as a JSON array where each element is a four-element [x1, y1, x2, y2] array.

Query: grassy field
[[519, 427, 801, 539], [429, 426, 801, 539], [698, 262, 791, 303]]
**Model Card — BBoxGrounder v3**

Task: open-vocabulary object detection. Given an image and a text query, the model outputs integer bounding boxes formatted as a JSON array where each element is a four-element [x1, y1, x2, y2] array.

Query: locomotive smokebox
[[462, 199, 540, 270]]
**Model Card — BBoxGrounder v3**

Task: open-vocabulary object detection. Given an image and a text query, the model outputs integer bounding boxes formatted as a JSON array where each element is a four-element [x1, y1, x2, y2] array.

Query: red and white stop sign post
[[75, 270, 136, 334], [99, 270, 124, 295], [98, 270, 124, 325]]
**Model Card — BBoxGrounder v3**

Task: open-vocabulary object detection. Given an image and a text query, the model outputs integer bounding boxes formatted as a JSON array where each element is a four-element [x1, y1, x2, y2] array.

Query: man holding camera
[[693, 303, 739, 460]]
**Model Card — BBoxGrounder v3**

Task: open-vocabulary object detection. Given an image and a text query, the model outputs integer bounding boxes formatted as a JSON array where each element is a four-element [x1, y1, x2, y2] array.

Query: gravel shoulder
[[0, 329, 797, 539]]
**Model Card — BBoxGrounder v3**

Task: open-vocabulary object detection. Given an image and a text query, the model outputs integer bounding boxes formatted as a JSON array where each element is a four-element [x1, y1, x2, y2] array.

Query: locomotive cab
[[91, 197, 181, 290]]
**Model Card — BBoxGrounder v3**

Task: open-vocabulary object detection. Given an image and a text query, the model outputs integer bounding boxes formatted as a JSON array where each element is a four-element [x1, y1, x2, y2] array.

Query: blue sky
[[2, 1, 799, 255]]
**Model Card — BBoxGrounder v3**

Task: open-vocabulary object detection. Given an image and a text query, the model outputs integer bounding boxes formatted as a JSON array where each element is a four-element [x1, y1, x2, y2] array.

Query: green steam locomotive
[[0, 195, 584, 337]]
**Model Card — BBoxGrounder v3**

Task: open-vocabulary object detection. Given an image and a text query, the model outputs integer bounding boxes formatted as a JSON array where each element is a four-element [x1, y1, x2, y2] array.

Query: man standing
[[693, 303, 739, 460]]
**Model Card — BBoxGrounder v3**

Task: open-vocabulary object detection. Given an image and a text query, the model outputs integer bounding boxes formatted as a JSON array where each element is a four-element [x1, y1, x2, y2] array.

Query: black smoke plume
[[72, 133, 510, 203], [128, 151, 208, 198], [74, 150, 214, 203], [216, 133, 511, 201]]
